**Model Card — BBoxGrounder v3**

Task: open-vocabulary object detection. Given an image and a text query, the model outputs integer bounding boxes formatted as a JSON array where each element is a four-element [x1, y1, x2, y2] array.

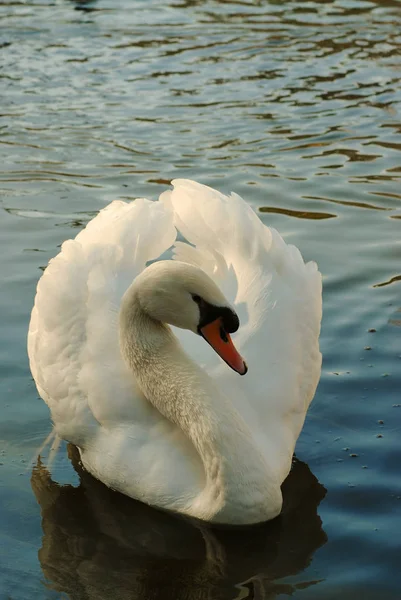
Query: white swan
[[28, 179, 322, 525]]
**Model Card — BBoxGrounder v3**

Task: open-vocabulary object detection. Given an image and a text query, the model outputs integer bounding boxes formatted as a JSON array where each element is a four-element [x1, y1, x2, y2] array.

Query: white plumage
[[28, 179, 322, 525]]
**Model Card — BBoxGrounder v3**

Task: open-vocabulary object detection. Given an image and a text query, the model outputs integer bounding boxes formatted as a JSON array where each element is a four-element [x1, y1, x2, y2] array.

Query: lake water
[[1, 0, 400, 598]]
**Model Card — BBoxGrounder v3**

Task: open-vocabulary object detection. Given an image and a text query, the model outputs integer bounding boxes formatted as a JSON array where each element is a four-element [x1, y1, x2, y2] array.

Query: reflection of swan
[[32, 446, 327, 600], [28, 180, 322, 524]]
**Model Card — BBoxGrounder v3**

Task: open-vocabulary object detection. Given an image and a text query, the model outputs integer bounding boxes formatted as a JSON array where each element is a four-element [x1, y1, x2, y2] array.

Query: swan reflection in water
[[31, 446, 327, 600]]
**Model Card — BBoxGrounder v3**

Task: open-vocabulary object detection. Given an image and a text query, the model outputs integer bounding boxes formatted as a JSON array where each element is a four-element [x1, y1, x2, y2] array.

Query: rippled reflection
[[31, 447, 326, 600], [374, 275, 401, 288], [68, 0, 99, 11], [259, 206, 336, 219]]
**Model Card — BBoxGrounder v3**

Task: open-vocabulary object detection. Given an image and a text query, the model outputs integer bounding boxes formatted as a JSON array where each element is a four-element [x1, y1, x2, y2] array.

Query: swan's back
[[28, 180, 321, 505]]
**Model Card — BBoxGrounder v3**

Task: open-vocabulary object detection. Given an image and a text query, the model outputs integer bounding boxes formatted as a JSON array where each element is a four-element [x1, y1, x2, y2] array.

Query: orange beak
[[200, 318, 248, 375]]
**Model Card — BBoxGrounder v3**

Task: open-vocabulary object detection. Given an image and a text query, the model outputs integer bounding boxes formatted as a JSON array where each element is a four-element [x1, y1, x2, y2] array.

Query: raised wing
[[28, 198, 177, 446], [163, 179, 322, 481]]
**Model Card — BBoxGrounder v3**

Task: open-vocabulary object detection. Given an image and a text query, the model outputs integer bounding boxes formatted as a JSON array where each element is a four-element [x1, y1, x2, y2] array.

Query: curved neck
[[119, 285, 280, 523]]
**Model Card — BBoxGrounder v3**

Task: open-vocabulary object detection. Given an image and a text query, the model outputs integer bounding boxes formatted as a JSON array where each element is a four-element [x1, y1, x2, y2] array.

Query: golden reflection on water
[[373, 275, 401, 288], [259, 206, 336, 219]]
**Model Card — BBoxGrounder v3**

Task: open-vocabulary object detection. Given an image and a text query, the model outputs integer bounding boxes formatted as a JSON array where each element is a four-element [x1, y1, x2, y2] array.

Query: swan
[[28, 179, 322, 525]]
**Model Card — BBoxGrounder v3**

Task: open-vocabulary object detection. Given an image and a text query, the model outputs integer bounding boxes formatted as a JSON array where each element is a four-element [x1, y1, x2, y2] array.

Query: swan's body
[[28, 179, 322, 525]]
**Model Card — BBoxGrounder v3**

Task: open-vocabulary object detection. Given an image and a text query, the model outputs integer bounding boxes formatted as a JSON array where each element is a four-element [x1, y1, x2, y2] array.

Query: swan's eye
[[192, 294, 202, 304]]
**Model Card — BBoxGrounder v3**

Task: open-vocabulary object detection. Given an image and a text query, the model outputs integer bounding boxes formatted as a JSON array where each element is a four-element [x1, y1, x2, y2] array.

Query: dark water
[[1, 0, 400, 598]]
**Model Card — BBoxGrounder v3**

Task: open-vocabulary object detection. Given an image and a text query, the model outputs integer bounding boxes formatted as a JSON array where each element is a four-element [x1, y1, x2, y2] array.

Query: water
[[1, 0, 400, 597]]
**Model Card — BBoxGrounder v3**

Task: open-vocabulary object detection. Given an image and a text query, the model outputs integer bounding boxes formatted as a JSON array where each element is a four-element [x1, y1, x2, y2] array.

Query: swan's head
[[130, 260, 247, 375]]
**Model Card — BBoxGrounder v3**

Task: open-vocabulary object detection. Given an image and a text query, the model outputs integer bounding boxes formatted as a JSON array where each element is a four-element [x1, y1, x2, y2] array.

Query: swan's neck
[[119, 288, 281, 523]]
